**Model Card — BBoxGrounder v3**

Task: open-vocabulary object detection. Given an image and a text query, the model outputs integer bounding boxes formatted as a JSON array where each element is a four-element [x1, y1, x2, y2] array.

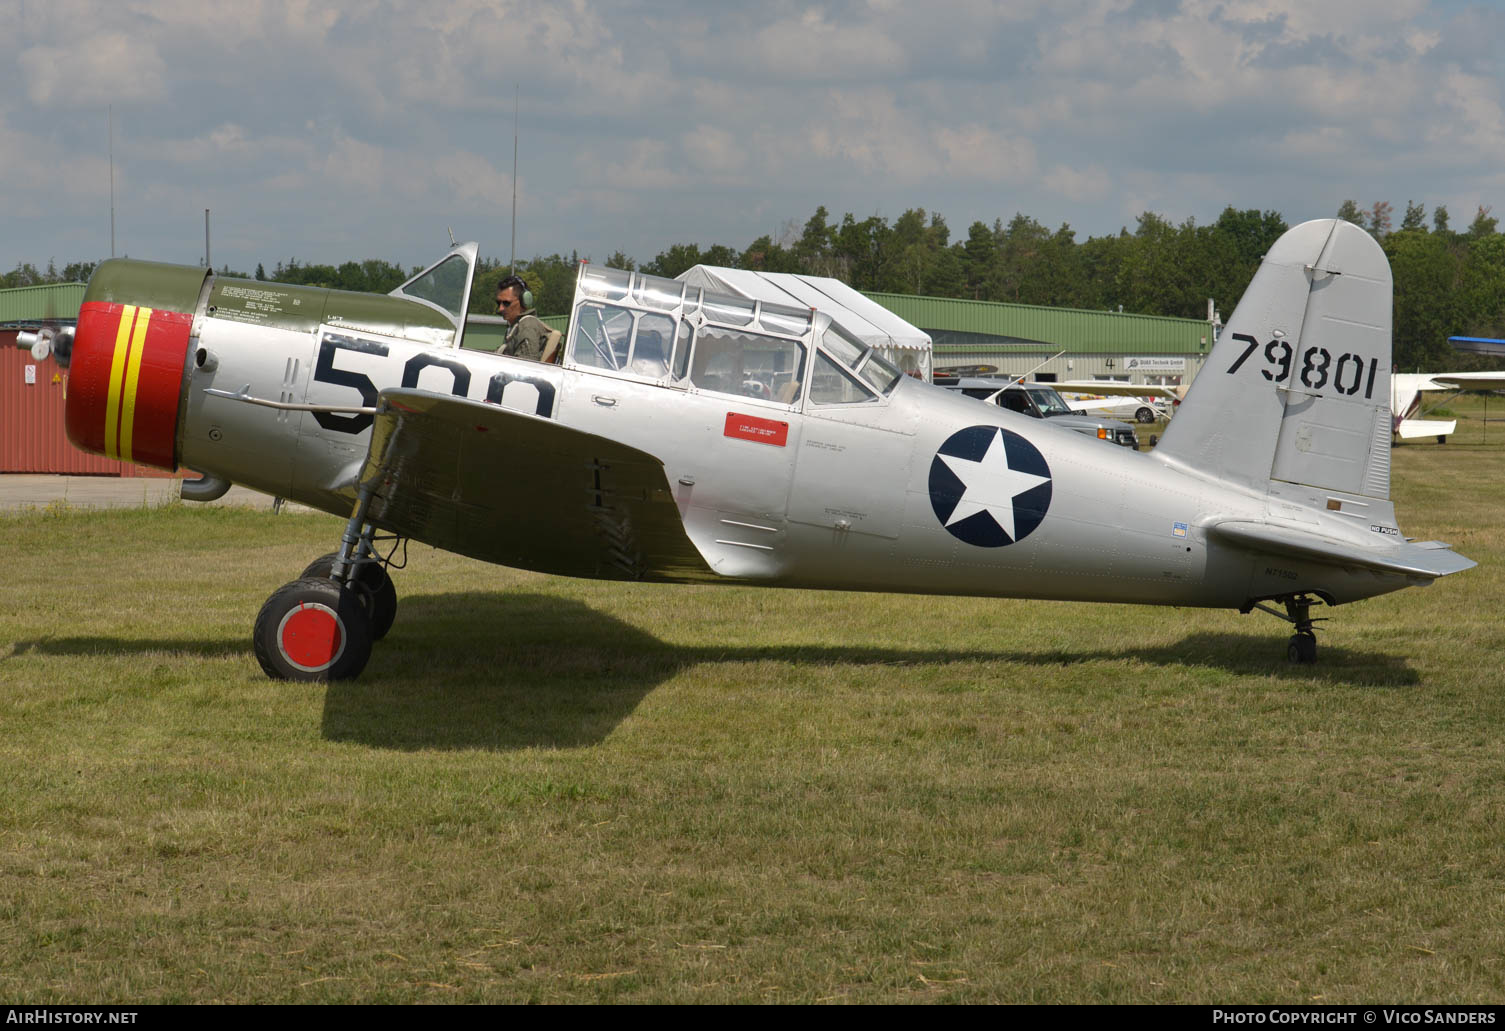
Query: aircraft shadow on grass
[[325, 592, 1422, 750], [8, 591, 1420, 751]]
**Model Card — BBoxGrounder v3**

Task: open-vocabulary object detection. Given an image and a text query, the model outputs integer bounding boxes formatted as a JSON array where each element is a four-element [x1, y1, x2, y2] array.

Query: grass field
[[3, 401, 1504, 1003]]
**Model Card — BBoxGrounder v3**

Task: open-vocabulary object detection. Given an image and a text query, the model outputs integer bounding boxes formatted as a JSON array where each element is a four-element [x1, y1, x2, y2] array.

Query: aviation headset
[[498, 275, 533, 310]]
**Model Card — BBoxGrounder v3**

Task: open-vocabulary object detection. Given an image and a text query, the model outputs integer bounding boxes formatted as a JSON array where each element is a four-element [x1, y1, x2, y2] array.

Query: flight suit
[[503, 310, 549, 361]]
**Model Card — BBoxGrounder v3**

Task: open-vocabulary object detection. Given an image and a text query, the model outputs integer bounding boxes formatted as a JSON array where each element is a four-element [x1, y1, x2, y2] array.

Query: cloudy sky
[[4, 0, 1502, 276]]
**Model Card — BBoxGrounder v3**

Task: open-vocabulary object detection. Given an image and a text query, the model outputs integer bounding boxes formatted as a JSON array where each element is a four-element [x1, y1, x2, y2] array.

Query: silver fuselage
[[182, 313, 1409, 611]]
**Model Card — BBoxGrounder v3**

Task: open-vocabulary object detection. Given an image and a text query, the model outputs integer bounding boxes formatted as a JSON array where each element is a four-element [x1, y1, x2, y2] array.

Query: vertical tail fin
[[1156, 219, 1393, 501]]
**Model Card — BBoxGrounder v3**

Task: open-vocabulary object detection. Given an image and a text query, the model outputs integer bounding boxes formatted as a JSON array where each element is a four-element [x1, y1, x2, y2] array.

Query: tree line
[[8, 200, 1503, 371]]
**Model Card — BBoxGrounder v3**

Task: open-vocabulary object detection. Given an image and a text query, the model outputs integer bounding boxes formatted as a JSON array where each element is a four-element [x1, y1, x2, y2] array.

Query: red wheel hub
[[277, 603, 345, 672]]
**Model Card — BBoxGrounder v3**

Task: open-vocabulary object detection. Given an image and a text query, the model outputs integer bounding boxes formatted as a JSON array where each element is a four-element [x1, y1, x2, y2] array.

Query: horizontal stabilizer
[[1395, 419, 1456, 440], [1209, 520, 1476, 579]]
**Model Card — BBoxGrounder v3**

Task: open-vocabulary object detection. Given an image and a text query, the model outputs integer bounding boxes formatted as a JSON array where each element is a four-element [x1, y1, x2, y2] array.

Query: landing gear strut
[[253, 484, 400, 681], [300, 551, 397, 640], [1247, 593, 1327, 664]]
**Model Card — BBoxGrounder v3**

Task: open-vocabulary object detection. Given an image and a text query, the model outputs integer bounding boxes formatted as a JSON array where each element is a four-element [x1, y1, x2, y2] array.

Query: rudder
[[1156, 219, 1393, 501]]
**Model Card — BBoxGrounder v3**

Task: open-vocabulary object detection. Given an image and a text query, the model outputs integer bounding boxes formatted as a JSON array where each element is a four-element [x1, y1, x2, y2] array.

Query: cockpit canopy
[[569, 264, 903, 406]]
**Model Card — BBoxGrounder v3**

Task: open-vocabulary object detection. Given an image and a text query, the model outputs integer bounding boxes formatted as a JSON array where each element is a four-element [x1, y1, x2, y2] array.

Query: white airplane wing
[[1061, 396, 1137, 411], [357, 388, 715, 582], [1060, 395, 1162, 419], [1053, 381, 1183, 399], [1428, 372, 1505, 391]]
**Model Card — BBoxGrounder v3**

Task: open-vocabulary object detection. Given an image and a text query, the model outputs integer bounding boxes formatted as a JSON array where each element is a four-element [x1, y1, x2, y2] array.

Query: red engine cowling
[[65, 261, 208, 470]]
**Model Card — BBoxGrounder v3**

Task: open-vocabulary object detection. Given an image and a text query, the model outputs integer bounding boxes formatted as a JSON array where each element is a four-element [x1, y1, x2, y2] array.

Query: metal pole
[[204, 209, 211, 270], [109, 106, 115, 258], [510, 83, 518, 274]]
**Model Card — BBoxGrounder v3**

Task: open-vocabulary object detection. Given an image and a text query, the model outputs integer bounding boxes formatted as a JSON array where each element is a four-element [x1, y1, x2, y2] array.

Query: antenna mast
[[510, 83, 518, 274], [109, 106, 115, 258]]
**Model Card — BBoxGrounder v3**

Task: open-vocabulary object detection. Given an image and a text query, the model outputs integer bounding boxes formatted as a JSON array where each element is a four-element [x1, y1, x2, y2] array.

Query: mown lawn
[[1, 405, 1502, 1003]]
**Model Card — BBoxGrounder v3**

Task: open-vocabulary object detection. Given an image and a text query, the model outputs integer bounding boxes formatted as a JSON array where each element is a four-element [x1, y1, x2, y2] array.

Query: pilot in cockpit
[[497, 275, 559, 363]]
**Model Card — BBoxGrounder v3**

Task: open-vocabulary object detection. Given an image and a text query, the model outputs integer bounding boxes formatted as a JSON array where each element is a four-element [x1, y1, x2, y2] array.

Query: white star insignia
[[938, 429, 1051, 540]]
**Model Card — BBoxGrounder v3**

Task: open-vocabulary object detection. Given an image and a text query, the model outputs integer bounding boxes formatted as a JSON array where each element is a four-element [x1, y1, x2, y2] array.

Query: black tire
[[359, 568, 397, 641], [1286, 634, 1317, 665], [253, 577, 373, 681], [301, 552, 341, 579], [1135, 406, 1156, 424], [301, 553, 397, 640]]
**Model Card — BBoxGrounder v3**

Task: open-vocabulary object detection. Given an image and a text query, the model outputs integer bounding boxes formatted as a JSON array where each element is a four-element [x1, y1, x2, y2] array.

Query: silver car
[[936, 376, 1140, 449]]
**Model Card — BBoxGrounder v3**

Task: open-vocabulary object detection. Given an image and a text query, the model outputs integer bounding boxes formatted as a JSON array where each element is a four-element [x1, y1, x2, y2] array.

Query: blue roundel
[[929, 425, 1052, 547]]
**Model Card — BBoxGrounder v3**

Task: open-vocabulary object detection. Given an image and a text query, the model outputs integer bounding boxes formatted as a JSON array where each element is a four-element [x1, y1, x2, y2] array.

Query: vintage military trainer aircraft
[[18, 219, 1474, 679]]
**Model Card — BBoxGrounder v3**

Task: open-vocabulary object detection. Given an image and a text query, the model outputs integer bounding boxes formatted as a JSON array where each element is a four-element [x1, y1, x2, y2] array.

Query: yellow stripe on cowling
[[103, 305, 137, 460], [117, 307, 153, 464]]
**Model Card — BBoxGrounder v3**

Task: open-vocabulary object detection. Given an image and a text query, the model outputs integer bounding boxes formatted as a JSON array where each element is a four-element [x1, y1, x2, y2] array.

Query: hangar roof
[[0, 283, 86, 324], [865, 291, 1211, 356]]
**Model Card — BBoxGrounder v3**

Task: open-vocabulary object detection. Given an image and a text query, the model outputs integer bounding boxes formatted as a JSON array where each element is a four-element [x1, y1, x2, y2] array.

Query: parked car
[[934, 376, 1140, 449]]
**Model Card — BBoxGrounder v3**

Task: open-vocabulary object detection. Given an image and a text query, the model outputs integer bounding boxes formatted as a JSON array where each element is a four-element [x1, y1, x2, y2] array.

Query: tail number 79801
[[1224, 333, 1378, 399]]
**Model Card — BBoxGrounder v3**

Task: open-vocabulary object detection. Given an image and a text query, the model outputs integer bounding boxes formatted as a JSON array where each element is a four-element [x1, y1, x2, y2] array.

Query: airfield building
[[866, 291, 1213, 388]]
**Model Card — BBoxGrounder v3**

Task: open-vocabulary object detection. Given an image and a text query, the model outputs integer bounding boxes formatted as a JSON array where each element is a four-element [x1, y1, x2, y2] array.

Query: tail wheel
[[254, 577, 373, 681], [1287, 633, 1317, 664], [301, 552, 397, 640]]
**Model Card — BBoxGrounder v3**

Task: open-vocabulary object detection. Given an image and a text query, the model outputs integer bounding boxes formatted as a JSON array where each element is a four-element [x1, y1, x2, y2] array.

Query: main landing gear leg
[[1283, 595, 1319, 664], [253, 486, 396, 682], [301, 537, 398, 640], [1247, 593, 1325, 665]]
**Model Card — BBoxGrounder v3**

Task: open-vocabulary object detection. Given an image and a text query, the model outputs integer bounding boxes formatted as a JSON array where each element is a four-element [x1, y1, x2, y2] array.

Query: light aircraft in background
[[1053, 383, 1182, 424], [1390, 371, 1505, 443], [18, 220, 1473, 680], [1449, 336, 1505, 358], [934, 368, 1181, 425]]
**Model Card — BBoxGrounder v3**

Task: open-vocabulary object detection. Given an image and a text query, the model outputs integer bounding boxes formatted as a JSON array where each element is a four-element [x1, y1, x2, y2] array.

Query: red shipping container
[[1, 329, 179, 477]]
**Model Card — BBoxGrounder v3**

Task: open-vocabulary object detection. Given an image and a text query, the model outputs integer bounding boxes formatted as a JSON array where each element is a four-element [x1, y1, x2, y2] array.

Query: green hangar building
[[866, 292, 1216, 390]]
